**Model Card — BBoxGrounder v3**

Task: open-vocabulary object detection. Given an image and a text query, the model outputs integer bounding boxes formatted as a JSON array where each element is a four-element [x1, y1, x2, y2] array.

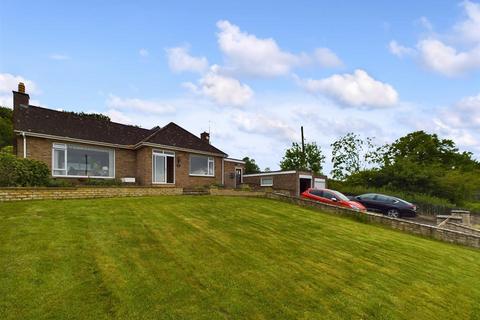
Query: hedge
[[0, 151, 50, 187]]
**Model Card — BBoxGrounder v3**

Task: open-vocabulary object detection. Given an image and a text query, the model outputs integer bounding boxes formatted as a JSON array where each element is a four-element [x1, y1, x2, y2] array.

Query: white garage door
[[314, 178, 326, 189]]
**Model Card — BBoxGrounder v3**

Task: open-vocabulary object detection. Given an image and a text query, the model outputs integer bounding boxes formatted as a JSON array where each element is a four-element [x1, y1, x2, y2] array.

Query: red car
[[301, 188, 366, 212]]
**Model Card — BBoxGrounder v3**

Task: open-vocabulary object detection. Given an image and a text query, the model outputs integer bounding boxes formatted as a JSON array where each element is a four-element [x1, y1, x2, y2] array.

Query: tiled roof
[[13, 105, 227, 155]]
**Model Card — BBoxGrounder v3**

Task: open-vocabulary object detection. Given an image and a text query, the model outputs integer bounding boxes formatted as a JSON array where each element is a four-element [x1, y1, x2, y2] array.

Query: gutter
[[22, 132, 26, 158]]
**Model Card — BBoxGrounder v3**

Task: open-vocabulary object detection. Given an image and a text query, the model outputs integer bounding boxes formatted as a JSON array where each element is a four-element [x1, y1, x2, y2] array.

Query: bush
[[0, 152, 50, 187], [82, 178, 123, 186], [47, 179, 75, 187]]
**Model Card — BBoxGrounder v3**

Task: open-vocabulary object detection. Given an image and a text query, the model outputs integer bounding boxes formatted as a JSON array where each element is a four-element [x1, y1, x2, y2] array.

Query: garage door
[[314, 178, 326, 189]]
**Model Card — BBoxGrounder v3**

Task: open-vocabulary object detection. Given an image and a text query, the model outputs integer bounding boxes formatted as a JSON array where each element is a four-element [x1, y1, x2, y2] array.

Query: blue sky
[[1, 0, 480, 173]]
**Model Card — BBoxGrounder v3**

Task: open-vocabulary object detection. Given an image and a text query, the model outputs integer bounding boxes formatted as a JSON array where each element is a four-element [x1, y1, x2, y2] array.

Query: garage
[[243, 170, 327, 196]]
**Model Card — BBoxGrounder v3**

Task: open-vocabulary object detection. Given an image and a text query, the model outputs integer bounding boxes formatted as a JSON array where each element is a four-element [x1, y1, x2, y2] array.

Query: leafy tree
[[379, 131, 478, 170], [0, 106, 13, 149], [264, 167, 271, 172], [280, 142, 325, 174], [330, 133, 377, 180], [342, 131, 480, 204], [242, 157, 260, 174]]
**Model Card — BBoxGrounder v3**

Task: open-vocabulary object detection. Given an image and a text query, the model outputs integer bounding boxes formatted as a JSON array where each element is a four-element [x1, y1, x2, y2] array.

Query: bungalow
[[12, 83, 245, 187]]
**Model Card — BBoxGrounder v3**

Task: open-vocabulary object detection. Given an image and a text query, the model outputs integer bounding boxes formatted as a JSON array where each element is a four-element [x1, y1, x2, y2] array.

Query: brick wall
[[19, 136, 234, 188], [223, 161, 245, 188], [266, 192, 480, 249], [244, 173, 299, 196], [0, 187, 183, 201]]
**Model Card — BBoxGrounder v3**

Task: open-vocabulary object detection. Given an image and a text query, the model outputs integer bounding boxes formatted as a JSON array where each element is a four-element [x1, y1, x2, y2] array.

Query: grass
[[1, 196, 480, 319]]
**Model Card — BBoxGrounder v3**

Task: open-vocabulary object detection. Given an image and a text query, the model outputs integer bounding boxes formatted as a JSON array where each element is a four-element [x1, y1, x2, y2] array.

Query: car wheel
[[386, 209, 400, 218]]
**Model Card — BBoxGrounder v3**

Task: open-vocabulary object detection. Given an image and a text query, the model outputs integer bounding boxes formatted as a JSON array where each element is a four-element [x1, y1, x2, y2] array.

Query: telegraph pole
[[301, 126, 305, 154]]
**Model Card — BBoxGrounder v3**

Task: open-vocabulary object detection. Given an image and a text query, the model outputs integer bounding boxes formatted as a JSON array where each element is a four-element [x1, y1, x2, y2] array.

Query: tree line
[[243, 130, 480, 206]]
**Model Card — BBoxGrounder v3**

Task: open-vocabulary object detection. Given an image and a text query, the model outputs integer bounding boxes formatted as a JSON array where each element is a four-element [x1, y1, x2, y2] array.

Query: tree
[[330, 133, 377, 180], [264, 167, 271, 172], [280, 142, 325, 174], [0, 106, 13, 149], [242, 157, 260, 174], [379, 131, 478, 170]]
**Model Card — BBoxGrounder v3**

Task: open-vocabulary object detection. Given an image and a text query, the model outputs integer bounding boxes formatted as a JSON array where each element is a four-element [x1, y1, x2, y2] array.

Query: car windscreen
[[333, 191, 350, 201]]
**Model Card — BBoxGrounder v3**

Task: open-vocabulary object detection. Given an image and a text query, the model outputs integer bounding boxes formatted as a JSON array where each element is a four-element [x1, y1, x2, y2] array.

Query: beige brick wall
[[174, 150, 222, 187], [0, 187, 183, 202], [18, 136, 229, 188], [136, 146, 152, 185], [135, 147, 225, 187]]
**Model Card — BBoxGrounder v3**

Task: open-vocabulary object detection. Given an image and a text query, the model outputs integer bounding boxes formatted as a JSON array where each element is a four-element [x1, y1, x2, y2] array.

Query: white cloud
[[233, 112, 298, 141], [0, 73, 40, 107], [183, 65, 253, 107], [417, 39, 480, 76], [314, 48, 343, 68], [0, 73, 39, 94], [388, 40, 416, 58], [453, 0, 480, 44], [296, 69, 399, 108], [166, 46, 208, 73], [389, 1, 480, 76], [105, 109, 134, 124], [49, 54, 70, 60], [216, 20, 341, 77], [139, 48, 149, 57], [106, 94, 176, 114]]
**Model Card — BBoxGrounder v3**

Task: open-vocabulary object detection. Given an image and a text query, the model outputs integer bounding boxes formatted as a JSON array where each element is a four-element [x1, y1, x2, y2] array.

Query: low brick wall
[[266, 192, 480, 249], [209, 189, 265, 197], [0, 186, 183, 201]]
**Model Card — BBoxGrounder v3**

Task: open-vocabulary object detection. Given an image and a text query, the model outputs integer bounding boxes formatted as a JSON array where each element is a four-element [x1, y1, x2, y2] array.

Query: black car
[[353, 193, 417, 218]]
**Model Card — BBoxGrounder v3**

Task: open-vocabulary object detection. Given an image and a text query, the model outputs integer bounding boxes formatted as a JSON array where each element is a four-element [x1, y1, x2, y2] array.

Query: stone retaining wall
[[209, 189, 265, 197], [0, 187, 183, 201], [444, 222, 480, 236], [266, 192, 480, 249]]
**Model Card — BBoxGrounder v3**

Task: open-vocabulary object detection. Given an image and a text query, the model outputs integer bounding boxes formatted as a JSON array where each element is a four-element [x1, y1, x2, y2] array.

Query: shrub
[[47, 179, 75, 187], [83, 178, 123, 186], [0, 152, 50, 187]]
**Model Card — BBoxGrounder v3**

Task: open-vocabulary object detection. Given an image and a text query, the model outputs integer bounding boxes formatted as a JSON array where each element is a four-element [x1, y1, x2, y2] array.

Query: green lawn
[[1, 196, 480, 320]]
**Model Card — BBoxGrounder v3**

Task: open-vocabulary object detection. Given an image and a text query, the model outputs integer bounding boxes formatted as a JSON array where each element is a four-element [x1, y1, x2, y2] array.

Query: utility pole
[[301, 126, 305, 154]]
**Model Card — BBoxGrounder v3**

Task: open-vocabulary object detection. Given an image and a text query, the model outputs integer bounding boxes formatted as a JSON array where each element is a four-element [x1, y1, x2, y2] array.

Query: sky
[[1, 0, 480, 174]]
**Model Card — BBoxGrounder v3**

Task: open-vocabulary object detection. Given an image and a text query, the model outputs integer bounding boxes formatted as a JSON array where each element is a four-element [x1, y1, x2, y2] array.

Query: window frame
[[152, 150, 176, 184], [189, 154, 215, 177], [51, 143, 115, 179], [260, 177, 273, 187]]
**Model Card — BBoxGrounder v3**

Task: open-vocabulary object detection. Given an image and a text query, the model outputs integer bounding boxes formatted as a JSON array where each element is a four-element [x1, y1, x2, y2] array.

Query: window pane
[[66, 145, 113, 177], [261, 177, 273, 186], [208, 159, 214, 176], [190, 155, 210, 175], [54, 149, 65, 169], [166, 156, 174, 183], [53, 169, 66, 176], [154, 155, 165, 183]]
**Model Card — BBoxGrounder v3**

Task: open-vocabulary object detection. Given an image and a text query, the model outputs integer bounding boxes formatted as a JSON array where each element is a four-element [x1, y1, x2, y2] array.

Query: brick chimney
[[13, 82, 30, 109], [200, 131, 210, 144]]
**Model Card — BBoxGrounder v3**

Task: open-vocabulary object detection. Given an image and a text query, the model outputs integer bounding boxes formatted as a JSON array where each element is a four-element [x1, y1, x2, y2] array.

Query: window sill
[[189, 174, 215, 177], [52, 175, 115, 179]]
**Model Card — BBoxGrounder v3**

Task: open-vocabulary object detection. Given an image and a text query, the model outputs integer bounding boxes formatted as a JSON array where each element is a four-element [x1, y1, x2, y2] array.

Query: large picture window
[[153, 150, 175, 184], [189, 155, 215, 176], [52, 143, 114, 178]]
